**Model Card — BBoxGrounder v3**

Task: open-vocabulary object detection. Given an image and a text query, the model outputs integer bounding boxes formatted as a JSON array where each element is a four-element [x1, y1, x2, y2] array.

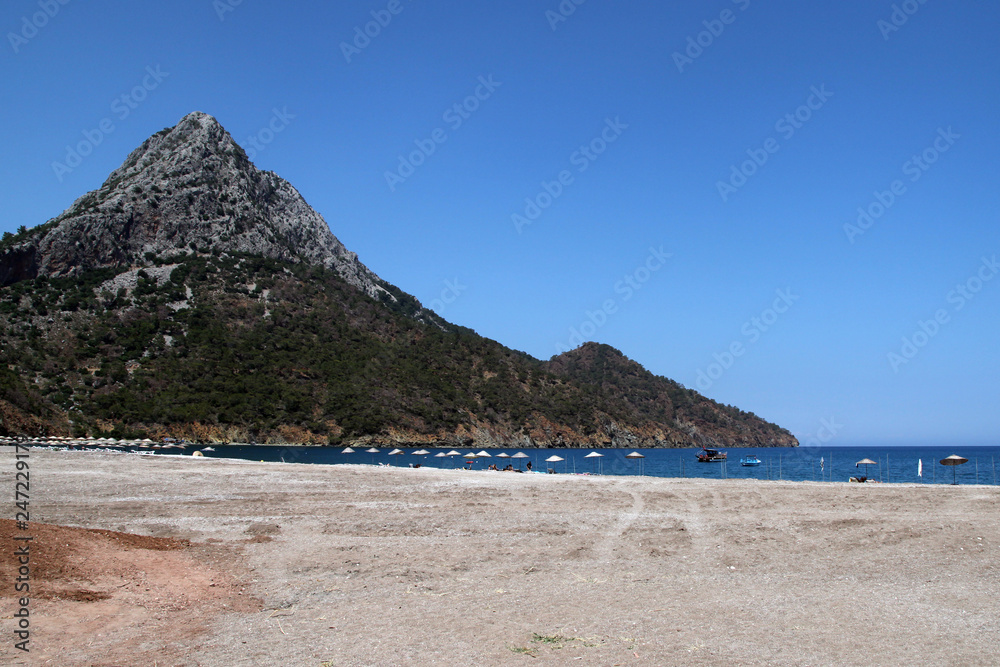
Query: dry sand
[[2, 448, 999, 666]]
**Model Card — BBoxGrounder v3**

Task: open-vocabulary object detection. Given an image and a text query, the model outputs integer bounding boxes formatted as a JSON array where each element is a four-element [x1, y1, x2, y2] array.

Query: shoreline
[[16, 445, 998, 488]]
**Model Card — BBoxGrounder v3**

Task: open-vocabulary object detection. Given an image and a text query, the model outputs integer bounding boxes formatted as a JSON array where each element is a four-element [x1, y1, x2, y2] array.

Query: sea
[[177, 444, 1000, 485]]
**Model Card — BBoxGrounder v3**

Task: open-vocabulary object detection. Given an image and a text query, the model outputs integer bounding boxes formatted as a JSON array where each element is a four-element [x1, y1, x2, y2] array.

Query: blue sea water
[[184, 444, 1000, 485]]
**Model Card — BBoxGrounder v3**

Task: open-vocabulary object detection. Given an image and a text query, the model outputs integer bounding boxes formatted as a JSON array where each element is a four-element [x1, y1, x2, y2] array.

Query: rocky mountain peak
[[1, 112, 388, 299]]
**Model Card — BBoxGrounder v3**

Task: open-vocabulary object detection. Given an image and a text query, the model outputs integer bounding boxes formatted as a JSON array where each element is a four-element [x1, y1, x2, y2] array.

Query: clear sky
[[2, 0, 998, 446]]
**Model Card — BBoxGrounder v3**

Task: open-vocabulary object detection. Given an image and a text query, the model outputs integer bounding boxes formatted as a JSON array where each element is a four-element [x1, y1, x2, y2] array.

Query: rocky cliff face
[[1, 112, 386, 299]]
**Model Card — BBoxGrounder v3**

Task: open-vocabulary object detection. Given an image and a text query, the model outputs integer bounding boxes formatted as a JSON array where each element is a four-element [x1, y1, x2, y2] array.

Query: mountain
[[0, 112, 797, 448], [1, 112, 416, 309]]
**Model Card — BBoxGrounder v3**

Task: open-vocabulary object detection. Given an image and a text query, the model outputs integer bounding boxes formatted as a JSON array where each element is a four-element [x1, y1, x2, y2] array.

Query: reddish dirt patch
[[0, 519, 189, 600], [0, 519, 258, 665]]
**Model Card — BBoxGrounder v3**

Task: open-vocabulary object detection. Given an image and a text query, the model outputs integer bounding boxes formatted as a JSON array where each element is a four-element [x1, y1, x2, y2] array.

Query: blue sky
[[2, 0, 998, 446]]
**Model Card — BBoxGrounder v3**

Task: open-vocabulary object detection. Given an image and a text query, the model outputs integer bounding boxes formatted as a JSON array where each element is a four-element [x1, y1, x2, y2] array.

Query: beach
[[2, 449, 999, 666]]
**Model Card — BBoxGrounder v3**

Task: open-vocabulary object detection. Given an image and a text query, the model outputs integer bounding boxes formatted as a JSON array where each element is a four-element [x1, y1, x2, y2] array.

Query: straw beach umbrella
[[387, 448, 405, 465], [341, 447, 356, 455], [545, 455, 565, 473], [856, 458, 877, 478], [366, 447, 380, 464], [511, 452, 529, 470], [940, 454, 968, 485]]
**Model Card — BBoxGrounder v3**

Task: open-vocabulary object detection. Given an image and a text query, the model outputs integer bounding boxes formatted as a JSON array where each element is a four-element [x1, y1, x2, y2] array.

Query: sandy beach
[[2, 449, 999, 666]]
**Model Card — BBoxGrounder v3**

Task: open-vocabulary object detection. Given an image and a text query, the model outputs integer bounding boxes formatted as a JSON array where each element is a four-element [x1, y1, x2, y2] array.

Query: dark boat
[[697, 447, 727, 462]]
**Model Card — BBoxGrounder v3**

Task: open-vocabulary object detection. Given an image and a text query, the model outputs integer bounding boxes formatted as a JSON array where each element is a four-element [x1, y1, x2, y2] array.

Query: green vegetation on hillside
[[0, 253, 796, 446]]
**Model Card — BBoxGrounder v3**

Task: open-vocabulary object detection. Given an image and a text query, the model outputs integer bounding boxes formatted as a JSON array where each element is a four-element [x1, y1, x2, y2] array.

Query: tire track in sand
[[678, 487, 715, 557], [593, 484, 645, 562]]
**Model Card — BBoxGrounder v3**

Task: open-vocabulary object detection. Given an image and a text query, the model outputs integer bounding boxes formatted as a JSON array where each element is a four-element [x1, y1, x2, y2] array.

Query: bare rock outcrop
[[1, 112, 387, 299]]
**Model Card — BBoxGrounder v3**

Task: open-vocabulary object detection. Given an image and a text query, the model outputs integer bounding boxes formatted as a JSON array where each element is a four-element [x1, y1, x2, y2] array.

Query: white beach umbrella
[[545, 454, 565, 473], [366, 447, 380, 464], [626, 451, 645, 475], [476, 450, 491, 457], [341, 447, 356, 454], [446, 450, 462, 457], [584, 451, 604, 474], [412, 449, 430, 455], [511, 452, 530, 470]]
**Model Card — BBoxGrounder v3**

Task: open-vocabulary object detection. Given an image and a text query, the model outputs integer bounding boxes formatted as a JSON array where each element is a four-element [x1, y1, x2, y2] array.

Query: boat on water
[[697, 447, 727, 462], [740, 455, 762, 467]]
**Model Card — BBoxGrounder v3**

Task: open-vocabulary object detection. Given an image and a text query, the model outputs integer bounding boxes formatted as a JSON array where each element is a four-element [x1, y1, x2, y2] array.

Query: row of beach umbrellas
[[343, 447, 535, 466], [856, 454, 969, 484], [0, 435, 168, 447], [338, 446, 647, 473]]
